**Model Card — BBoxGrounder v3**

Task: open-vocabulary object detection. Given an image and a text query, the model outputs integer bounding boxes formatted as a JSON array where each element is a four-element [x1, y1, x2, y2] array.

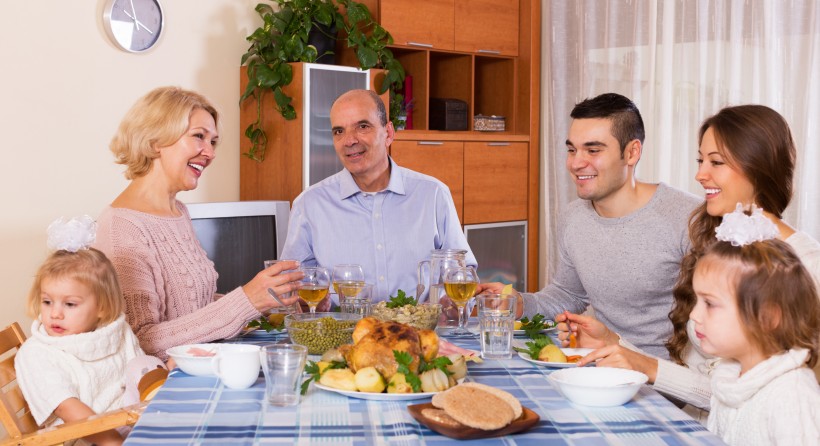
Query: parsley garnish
[[386, 289, 417, 309], [393, 351, 422, 392], [419, 356, 453, 376], [519, 313, 555, 339], [513, 336, 555, 359], [247, 315, 286, 332]]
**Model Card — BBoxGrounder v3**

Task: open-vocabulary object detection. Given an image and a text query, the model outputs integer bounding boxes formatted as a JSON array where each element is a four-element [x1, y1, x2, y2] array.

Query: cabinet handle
[[418, 141, 444, 146], [477, 49, 501, 55], [408, 42, 434, 48], [487, 142, 511, 146]]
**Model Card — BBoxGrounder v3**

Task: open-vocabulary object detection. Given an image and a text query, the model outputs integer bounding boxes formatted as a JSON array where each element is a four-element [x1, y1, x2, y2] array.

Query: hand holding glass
[[443, 266, 479, 335], [298, 267, 330, 313]]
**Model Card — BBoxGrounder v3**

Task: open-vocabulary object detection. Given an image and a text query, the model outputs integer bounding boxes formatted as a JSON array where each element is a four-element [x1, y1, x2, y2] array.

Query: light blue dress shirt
[[280, 158, 477, 304]]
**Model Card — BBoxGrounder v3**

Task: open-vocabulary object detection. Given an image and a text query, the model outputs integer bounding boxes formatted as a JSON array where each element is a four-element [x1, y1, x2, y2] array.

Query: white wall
[[0, 1, 261, 332]]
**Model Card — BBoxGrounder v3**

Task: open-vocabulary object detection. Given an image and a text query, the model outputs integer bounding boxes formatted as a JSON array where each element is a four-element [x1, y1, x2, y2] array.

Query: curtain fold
[[540, 0, 820, 284]]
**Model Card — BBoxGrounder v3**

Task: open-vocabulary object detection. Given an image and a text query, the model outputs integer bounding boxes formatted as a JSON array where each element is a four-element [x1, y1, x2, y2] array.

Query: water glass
[[476, 294, 517, 359], [340, 283, 373, 316], [260, 344, 308, 406]]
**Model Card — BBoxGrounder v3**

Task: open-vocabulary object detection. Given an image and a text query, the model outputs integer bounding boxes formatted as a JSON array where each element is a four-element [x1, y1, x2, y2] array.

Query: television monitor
[[186, 200, 290, 294], [464, 221, 527, 291]]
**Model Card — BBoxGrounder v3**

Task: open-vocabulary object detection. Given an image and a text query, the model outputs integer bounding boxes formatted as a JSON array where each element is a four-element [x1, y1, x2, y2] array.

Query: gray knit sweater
[[522, 183, 701, 358]]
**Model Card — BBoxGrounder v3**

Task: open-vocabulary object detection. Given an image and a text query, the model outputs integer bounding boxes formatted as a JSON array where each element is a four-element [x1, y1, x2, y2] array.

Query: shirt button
[[374, 213, 381, 218], [376, 244, 383, 250], [379, 276, 385, 282]]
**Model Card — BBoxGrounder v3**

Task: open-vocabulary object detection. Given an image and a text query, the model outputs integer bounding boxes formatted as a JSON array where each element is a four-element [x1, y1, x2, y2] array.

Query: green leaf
[[519, 313, 556, 339], [419, 356, 453, 375], [356, 47, 378, 69], [513, 336, 554, 360], [385, 289, 417, 309], [393, 350, 421, 393]]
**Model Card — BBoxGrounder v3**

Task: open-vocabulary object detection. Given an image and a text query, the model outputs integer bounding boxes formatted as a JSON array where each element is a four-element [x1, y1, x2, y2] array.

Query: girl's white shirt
[[708, 348, 820, 446], [14, 314, 144, 426]]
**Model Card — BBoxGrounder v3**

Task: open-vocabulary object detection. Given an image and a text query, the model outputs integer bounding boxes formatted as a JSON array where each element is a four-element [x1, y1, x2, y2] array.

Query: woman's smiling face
[[695, 127, 756, 217]]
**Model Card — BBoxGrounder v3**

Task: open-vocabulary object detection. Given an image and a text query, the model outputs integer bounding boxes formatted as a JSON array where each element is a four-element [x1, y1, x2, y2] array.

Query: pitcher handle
[[417, 260, 430, 302]]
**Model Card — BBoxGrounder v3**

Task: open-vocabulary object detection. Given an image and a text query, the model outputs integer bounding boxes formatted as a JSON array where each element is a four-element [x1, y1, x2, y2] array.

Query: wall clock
[[103, 0, 164, 53]]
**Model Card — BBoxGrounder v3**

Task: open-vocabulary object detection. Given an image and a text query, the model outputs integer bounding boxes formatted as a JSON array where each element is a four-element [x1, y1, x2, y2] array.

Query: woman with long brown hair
[[558, 104, 820, 420]]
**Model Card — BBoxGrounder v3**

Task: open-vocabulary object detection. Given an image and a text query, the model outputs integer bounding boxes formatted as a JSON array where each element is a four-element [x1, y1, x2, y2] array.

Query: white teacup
[[211, 344, 261, 389]]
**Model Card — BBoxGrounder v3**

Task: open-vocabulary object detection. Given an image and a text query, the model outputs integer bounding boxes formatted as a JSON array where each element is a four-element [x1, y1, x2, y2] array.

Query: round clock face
[[104, 0, 164, 53]]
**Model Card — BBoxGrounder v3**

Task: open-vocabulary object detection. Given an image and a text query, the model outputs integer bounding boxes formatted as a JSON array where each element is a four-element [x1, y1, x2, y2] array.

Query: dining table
[[124, 326, 726, 445]]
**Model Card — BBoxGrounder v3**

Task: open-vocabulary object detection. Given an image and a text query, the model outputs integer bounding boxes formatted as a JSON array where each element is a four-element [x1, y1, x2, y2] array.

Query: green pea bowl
[[285, 312, 362, 355]]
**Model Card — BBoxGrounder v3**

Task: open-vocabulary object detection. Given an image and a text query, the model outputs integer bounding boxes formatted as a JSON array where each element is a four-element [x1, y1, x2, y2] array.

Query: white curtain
[[540, 0, 820, 282]]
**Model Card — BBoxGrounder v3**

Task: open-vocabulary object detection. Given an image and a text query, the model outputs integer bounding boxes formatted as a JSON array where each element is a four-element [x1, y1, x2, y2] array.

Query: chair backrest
[[0, 322, 38, 438]]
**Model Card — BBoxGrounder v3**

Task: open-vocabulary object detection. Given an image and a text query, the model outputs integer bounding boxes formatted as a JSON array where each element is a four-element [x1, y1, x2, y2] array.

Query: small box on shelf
[[473, 115, 506, 132], [430, 98, 468, 131]]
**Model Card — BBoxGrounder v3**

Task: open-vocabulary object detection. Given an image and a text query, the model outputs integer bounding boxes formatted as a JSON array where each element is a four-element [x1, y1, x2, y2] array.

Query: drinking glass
[[443, 266, 479, 335], [260, 344, 308, 406], [339, 283, 373, 316], [263, 260, 300, 314], [476, 293, 517, 359], [332, 264, 365, 299], [297, 266, 330, 314]]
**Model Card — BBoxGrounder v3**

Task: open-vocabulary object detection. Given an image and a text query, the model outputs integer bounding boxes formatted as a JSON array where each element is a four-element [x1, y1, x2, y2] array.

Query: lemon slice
[[501, 284, 513, 296]]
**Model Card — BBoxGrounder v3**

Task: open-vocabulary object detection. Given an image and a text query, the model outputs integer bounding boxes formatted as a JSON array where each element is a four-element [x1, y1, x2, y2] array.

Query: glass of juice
[[443, 266, 479, 335], [297, 266, 330, 314]]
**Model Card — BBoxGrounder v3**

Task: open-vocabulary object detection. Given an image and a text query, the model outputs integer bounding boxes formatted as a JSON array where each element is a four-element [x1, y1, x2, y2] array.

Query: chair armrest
[[1, 401, 146, 446]]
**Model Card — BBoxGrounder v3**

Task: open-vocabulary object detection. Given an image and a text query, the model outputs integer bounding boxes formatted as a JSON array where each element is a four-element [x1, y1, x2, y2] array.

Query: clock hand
[[135, 19, 153, 34], [128, 0, 140, 31], [123, 10, 153, 34]]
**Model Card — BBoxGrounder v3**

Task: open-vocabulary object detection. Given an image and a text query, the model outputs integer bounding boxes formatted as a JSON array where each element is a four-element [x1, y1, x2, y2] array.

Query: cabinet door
[[454, 0, 519, 56], [390, 140, 464, 222], [380, 0, 454, 50], [463, 142, 527, 224]]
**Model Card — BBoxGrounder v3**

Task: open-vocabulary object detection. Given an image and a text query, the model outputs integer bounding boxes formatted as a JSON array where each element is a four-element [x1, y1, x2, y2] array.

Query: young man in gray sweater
[[482, 93, 701, 359]]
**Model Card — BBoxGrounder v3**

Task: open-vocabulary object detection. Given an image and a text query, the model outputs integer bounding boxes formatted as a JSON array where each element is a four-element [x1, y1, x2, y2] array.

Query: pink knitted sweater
[[95, 202, 260, 359]]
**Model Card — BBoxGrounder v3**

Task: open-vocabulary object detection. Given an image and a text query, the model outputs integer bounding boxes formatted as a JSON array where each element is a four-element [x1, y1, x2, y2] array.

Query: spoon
[[267, 287, 287, 307]]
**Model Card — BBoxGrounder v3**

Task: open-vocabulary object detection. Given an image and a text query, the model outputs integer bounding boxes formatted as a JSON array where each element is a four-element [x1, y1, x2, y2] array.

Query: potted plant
[[240, 0, 405, 162]]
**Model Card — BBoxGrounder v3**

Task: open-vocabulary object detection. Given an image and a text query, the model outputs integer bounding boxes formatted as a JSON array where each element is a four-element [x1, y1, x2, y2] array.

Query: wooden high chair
[[0, 322, 146, 446]]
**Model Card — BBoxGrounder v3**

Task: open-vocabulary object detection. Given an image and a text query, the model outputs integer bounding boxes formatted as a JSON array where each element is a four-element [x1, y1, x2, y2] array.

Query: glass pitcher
[[417, 249, 467, 328]]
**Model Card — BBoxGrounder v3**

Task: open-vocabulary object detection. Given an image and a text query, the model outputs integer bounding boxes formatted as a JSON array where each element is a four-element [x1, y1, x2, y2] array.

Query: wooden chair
[[0, 322, 146, 446]]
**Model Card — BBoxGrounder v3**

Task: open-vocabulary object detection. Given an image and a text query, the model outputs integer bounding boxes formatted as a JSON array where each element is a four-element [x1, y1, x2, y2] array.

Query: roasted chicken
[[340, 317, 439, 379]]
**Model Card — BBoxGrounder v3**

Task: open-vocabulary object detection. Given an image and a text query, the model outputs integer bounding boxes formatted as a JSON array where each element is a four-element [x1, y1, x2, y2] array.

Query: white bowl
[[167, 343, 223, 376], [548, 367, 648, 407]]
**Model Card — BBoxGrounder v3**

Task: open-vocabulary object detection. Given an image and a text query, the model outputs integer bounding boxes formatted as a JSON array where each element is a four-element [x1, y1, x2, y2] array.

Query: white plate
[[314, 379, 463, 401], [517, 348, 594, 368], [241, 327, 287, 337]]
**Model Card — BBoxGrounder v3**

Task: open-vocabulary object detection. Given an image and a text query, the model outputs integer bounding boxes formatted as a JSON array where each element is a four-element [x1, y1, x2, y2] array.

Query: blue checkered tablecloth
[[125, 330, 725, 445]]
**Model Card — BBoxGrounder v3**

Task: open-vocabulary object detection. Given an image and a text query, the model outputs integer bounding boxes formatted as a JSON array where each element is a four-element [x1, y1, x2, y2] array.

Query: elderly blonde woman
[[95, 86, 301, 359]]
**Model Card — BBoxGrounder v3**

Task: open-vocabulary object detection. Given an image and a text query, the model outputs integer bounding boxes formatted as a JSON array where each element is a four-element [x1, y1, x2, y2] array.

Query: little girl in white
[[15, 216, 164, 446], [690, 206, 819, 445]]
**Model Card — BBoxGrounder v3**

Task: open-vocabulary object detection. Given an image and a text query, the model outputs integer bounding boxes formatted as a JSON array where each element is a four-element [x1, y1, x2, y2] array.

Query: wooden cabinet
[[463, 142, 528, 224], [455, 0, 519, 56], [380, 0, 454, 50], [390, 140, 464, 222]]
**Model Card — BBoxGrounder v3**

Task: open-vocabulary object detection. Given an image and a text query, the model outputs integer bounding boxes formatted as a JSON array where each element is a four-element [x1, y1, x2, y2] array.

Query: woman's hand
[[242, 260, 304, 313], [475, 282, 524, 318], [555, 312, 618, 349], [576, 345, 659, 383]]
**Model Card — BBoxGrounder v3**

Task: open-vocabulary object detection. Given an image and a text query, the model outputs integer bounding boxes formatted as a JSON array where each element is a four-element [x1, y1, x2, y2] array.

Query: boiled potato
[[316, 361, 333, 374], [354, 367, 386, 393], [386, 373, 414, 394], [538, 344, 567, 362], [267, 313, 286, 326], [319, 368, 358, 391]]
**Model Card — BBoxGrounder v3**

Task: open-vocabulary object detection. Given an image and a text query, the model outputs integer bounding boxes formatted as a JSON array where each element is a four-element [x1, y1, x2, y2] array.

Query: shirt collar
[[338, 157, 406, 199]]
